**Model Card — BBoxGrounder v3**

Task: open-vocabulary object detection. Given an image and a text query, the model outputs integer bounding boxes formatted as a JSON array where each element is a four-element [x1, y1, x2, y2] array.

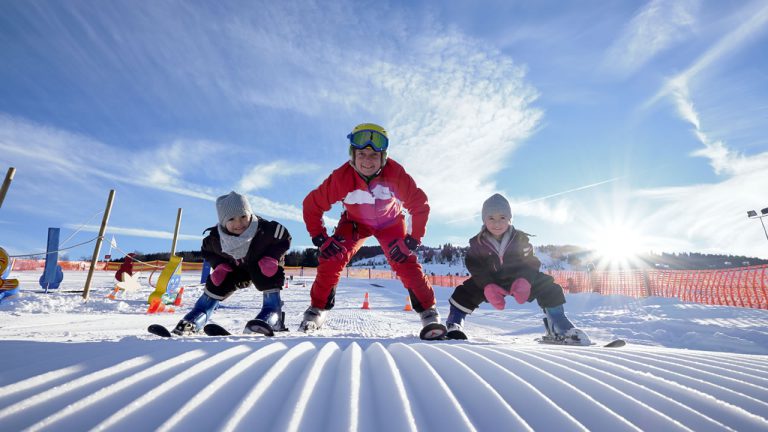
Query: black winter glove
[[388, 235, 420, 263], [313, 234, 347, 261], [404, 235, 420, 251]]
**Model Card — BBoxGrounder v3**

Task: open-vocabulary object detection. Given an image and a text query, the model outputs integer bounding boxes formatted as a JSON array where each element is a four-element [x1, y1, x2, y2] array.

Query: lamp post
[[747, 207, 768, 241]]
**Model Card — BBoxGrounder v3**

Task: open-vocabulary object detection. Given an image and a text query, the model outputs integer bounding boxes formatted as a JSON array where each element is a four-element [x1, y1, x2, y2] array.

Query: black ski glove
[[388, 235, 419, 263], [312, 233, 347, 261]]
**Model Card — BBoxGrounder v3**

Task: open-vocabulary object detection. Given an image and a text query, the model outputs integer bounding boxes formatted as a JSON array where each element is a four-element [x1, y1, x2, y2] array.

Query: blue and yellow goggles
[[347, 129, 389, 152]]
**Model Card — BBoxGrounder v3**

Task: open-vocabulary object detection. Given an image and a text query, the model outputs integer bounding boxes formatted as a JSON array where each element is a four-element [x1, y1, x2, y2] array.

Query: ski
[[445, 328, 468, 340], [203, 323, 232, 336], [244, 319, 277, 336], [203, 320, 289, 337], [148, 324, 173, 338], [536, 336, 626, 348], [603, 339, 626, 348], [419, 322, 447, 340]]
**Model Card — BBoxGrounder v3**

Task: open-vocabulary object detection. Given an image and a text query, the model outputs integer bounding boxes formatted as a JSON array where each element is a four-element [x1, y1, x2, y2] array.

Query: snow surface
[[1, 270, 768, 431]]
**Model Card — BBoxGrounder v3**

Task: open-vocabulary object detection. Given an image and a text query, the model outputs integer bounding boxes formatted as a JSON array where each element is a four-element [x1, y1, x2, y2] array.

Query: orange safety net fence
[[548, 265, 768, 310], [10, 259, 767, 310]]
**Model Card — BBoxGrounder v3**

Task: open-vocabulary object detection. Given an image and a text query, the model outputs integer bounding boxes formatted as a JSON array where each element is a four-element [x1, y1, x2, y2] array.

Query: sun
[[590, 222, 645, 270]]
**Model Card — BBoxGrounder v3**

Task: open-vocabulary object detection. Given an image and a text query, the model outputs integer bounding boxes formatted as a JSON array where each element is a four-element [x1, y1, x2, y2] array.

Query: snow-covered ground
[[1, 270, 768, 431]]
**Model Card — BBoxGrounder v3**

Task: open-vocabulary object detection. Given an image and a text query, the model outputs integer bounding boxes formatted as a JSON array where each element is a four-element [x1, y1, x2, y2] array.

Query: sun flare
[[591, 222, 645, 269]]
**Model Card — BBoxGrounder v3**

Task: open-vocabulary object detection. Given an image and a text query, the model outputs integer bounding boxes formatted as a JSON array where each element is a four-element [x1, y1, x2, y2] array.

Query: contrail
[[517, 177, 622, 205], [446, 176, 621, 223]]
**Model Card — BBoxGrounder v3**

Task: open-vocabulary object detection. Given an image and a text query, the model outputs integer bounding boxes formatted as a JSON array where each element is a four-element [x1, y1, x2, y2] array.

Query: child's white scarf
[[482, 226, 514, 260], [218, 218, 258, 261]]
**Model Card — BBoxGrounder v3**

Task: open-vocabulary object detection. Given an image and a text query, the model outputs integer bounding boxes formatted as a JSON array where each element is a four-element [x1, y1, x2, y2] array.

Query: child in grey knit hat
[[172, 191, 292, 336], [444, 193, 591, 345]]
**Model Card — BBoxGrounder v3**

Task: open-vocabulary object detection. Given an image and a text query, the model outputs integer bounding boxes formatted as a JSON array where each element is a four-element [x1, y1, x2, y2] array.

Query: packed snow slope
[[1, 271, 768, 431]]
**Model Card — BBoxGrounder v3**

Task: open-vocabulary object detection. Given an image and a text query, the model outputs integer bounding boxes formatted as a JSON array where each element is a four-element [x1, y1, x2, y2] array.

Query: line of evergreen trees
[[109, 244, 768, 270]]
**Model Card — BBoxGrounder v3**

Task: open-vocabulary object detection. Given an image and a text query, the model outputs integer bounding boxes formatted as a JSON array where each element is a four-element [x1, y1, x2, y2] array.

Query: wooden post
[[83, 189, 115, 300], [0, 167, 16, 209], [170, 208, 182, 256]]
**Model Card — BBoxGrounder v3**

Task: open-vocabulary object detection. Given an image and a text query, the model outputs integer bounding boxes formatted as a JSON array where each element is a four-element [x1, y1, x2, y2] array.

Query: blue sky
[[1, 0, 768, 262]]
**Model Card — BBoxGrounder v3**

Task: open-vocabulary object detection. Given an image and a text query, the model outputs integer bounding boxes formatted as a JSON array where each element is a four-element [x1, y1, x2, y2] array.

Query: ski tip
[[244, 319, 275, 337], [148, 324, 173, 338], [604, 339, 626, 348], [445, 330, 468, 340], [203, 323, 232, 336], [420, 323, 447, 340]]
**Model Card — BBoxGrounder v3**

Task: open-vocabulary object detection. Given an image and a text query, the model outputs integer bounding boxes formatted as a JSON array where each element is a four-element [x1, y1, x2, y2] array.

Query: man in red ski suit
[[299, 122, 446, 340]]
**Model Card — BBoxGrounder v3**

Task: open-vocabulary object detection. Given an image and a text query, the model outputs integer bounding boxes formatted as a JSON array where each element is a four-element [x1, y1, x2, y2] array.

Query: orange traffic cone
[[361, 292, 370, 309], [403, 295, 413, 311], [106, 286, 120, 300], [147, 298, 162, 314], [173, 287, 184, 306]]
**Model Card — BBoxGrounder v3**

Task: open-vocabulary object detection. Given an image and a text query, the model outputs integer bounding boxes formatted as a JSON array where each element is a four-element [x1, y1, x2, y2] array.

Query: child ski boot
[[299, 306, 328, 332], [172, 293, 220, 336], [541, 305, 591, 346], [419, 306, 447, 340], [244, 289, 288, 337], [445, 303, 468, 340]]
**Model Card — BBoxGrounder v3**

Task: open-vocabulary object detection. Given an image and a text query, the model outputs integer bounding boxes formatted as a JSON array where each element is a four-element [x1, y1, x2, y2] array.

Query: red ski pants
[[310, 214, 435, 312]]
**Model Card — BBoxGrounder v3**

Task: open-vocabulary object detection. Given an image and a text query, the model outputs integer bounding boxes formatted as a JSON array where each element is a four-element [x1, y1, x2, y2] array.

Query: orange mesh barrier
[[13, 259, 205, 272], [10, 258, 767, 310], [427, 274, 470, 287], [549, 264, 768, 310]]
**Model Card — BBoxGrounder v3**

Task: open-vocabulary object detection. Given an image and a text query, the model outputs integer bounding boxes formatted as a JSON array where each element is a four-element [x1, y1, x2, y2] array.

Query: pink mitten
[[484, 283, 508, 310], [509, 278, 531, 304], [258, 256, 279, 277], [210, 263, 233, 286]]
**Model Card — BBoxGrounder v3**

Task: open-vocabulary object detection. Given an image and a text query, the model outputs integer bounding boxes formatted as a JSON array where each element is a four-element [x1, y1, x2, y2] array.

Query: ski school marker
[[0, 247, 20, 301], [39, 228, 64, 292], [147, 255, 183, 305]]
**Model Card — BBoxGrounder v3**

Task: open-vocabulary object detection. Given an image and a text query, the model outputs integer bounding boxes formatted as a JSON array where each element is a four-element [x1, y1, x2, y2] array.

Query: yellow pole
[[83, 189, 115, 300], [170, 208, 182, 256], [0, 167, 16, 209]]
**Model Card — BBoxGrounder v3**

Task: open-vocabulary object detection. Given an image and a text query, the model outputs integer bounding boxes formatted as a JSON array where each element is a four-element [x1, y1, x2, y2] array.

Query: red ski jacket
[[303, 159, 430, 240]]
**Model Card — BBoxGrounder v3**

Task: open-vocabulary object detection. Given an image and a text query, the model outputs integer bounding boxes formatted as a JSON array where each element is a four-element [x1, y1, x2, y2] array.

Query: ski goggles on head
[[347, 129, 389, 152]]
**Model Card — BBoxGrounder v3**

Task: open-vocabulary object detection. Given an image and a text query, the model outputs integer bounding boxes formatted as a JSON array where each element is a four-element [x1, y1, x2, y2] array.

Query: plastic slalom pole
[[0, 167, 15, 209], [170, 208, 182, 256], [83, 190, 115, 300]]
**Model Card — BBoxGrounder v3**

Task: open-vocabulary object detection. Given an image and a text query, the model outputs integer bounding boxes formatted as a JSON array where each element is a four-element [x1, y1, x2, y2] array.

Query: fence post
[[0, 167, 15, 209], [83, 189, 115, 300], [170, 208, 182, 256]]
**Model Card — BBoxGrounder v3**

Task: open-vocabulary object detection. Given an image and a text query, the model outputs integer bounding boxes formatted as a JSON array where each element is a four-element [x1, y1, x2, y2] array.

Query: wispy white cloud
[[645, 79, 768, 256], [354, 31, 544, 221], [63, 224, 203, 241], [238, 161, 319, 193], [635, 165, 768, 256], [246, 194, 304, 223], [202, 5, 546, 223], [0, 115, 304, 221], [3, 3, 547, 229], [646, 1, 768, 108], [636, 1, 768, 257], [604, 0, 698, 76]]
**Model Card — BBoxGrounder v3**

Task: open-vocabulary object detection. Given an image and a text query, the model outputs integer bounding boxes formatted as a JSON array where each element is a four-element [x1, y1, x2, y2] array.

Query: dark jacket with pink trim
[[465, 226, 542, 289]]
